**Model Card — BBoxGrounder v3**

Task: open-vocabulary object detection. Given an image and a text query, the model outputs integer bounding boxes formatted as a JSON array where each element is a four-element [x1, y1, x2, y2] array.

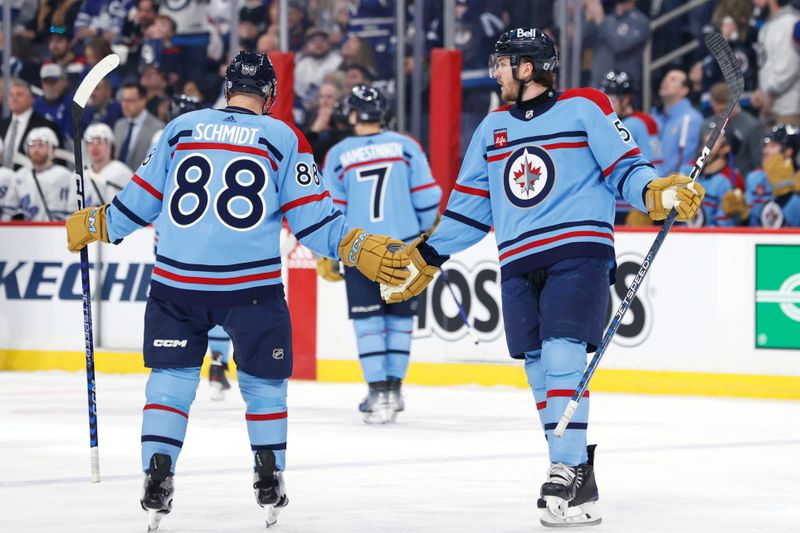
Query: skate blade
[[147, 509, 165, 531], [362, 410, 388, 424], [210, 382, 225, 401], [264, 498, 288, 528], [540, 500, 601, 528]]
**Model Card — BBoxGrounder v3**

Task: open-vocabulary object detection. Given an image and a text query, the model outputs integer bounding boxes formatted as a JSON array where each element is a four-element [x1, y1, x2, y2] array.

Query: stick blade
[[704, 32, 744, 103], [73, 54, 121, 109]]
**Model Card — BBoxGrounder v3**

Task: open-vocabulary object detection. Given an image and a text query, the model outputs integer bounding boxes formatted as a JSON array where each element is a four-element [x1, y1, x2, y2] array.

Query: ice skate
[[209, 351, 231, 401], [358, 380, 391, 424], [253, 450, 288, 528], [386, 377, 404, 423], [140, 454, 174, 532], [539, 445, 601, 527]]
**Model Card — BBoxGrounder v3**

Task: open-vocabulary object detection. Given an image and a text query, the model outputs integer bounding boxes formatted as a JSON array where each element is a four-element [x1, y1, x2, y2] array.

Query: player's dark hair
[[520, 57, 555, 89]]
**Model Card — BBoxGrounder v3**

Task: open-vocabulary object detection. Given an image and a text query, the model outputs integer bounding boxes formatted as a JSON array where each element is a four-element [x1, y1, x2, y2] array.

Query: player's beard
[[500, 80, 521, 103]]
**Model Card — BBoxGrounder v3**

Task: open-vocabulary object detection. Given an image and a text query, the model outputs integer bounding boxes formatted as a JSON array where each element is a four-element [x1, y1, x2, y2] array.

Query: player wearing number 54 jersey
[[383, 28, 705, 527], [64, 51, 410, 531]]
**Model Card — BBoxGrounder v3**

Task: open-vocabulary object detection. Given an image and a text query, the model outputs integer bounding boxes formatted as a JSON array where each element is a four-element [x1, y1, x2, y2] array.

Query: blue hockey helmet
[[600, 71, 633, 95], [489, 27, 558, 76], [169, 94, 203, 120], [224, 51, 277, 113], [347, 84, 388, 123]]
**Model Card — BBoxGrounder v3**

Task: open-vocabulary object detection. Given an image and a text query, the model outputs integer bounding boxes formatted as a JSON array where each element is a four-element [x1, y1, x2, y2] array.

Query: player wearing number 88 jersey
[[63, 52, 410, 530], [320, 84, 442, 423]]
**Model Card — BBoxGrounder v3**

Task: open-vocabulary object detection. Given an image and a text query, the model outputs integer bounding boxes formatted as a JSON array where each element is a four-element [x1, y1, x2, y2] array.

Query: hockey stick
[[30, 168, 54, 221], [441, 270, 479, 345], [554, 33, 743, 438], [70, 54, 121, 482]]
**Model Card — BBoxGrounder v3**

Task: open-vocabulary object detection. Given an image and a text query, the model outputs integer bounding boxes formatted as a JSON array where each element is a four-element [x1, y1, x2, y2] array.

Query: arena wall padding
[[268, 52, 295, 124], [429, 48, 462, 206]]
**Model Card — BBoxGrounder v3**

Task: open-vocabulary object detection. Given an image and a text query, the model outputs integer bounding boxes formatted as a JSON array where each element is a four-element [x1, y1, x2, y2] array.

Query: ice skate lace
[[547, 464, 576, 486]]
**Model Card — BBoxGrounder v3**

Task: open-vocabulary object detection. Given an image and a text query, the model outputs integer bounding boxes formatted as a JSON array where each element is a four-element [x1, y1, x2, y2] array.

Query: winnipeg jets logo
[[241, 63, 257, 76], [503, 145, 555, 208]]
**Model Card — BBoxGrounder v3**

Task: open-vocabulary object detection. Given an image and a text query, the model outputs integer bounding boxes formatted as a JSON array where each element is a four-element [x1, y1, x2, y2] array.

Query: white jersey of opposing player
[[0, 167, 20, 221], [13, 165, 73, 221], [84, 160, 133, 205]]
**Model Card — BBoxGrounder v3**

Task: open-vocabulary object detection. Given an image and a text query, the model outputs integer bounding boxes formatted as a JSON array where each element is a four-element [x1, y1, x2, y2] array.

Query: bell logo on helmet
[[516, 28, 534, 38]]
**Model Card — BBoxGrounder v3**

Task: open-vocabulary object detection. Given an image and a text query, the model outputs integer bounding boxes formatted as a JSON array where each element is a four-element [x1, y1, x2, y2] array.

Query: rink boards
[[1, 222, 800, 399]]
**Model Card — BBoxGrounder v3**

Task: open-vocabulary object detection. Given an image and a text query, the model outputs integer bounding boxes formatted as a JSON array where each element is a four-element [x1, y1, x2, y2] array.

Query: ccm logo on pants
[[153, 339, 188, 348]]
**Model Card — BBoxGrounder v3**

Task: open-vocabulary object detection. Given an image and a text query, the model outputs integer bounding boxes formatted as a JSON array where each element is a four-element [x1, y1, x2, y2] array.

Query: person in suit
[[113, 83, 164, 169], [1, 79, 63, 171]]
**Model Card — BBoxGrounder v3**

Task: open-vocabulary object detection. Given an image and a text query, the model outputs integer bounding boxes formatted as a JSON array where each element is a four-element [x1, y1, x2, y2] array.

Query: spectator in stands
[[73, 0, 115, 42], [587, 0, 650, 106], [1, 79, 61, 170], [754, 0, 800, 126], [140, 65, 170, 121], [653, 69, 703, 174], [44, 25, 84, 88], [0, 33, 42, 88], [295, 27, 343, 105], [179, 79, 205, 104], [304, 84, 350, 166], [34, 63, 75, 146], [268, 0, 311, 52], [698, 14, 758, 100], [342, 64, 376, 95], [83, 123, 133, 204], [114, 83, 164, 170], [21, 0, 82, 44], [80, 77, 123, 130], [256, 31, 279, 54], [140, 14, 182, 85], [702, 82, 764, 176], [119, 0, 159, 77], [12, 127, 72, 221], [346, 0, 393, 80], [339, 34, 377, 73], [158, 0, 212, 80]]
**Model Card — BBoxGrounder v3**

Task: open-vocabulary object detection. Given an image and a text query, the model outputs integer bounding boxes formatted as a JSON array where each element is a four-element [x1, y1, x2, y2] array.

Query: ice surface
[[1, 371, 799, 532]]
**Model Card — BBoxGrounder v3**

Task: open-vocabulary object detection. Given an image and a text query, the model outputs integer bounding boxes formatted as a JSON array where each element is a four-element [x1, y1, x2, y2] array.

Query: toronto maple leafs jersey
[[0, 167, 19, 221], [615, 111, 663, 219], [679, 163, 733, 227], [104, 106, 349, 305], [323, 131, 441, 242], [12, 165, 73, 221], [427, 89, 658, 280]]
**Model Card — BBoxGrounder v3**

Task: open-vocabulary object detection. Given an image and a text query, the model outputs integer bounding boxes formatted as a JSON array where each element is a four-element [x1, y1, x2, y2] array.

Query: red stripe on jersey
[[176, 142, 278, 171], [603, 147, 641, 177], [132, 175, 163, 201], [487, 151, 512, 163], [245, 411, 288, 421], [280, 190, 330, 213], [629, 111, 659, 135], [499, 231, 613, 261], [492, 104, 512, 113], [558, 88, 614, 115], [337, 157, 405, 179], [453, 183, 490, 198], [547, 390, 590, 398], [411, 182, 439, 192], [541, 141, 589, 150], [144, 404, 188, 418], [285, 122, 314, 154], [536, 401, 547, 411], [153, 267, 281, 285], [333, 199, 347, 205]]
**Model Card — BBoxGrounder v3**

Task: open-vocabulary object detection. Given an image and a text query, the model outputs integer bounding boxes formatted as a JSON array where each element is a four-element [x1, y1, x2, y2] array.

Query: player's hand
[[66, 204, 110, 253], [763, 154, 795, 196], [338, 228, 410, 286], [645, 174, 705, 222], [381, 237, 439, 303], [316, 257, 344, 282], [722, 189, 750, 219]]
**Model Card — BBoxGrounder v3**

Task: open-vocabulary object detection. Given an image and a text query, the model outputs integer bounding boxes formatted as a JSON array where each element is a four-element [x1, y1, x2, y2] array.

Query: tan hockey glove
[[66, 204, 110, 253], [316, 257, 344, 282], [763, 154, 796, 197], [338, 228, 410, 286], [645, 175, 705, 222], [624, 209, 653, 227], [381, 237, 440, 303], [721, 189, 750, 220]]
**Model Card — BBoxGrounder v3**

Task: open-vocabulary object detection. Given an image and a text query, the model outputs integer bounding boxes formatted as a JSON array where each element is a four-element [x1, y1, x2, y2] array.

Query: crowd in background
[[0, 0, 799, 226]]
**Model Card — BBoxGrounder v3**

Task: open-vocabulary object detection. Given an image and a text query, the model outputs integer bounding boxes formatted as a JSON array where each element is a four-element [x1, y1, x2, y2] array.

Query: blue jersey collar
[[221, 106, 258, 115], [508, 89, 559, 121]]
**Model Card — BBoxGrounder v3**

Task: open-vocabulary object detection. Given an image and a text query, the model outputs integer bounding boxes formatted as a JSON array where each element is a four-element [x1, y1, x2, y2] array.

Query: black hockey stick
[[441, 270, 479, 345], [70, 54, 121, 482], [30, 168, 54, 221], [554, 33, 744, 437]]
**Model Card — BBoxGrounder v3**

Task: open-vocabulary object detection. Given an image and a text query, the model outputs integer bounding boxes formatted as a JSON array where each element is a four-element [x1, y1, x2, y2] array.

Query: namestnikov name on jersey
[[427, 89, 659, 279], [103, 106, 350, 305]]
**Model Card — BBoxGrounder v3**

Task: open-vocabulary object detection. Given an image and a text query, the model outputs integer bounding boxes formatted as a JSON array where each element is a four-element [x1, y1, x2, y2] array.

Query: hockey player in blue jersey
[[383, 28, 705, 527], [65, 51, 410, 530], [600, 71, 663, 225], [742, 124, 800, 227], [318, 85, 441, 423]]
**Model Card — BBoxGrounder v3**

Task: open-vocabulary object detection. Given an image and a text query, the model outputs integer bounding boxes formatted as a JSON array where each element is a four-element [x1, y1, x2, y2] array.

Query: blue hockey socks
[[238, 371, 289, 471], [524, 349, 547, 432], [353, 316, 387, 383], [385, 315, 413, 380]]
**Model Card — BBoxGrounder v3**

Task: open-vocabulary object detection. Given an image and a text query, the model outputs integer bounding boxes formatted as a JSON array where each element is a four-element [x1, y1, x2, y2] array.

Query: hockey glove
[[645, 175, 705, 222], [317, 257, 344, 282], [381, 237, 440, 303], [763, 154, 796, 197], [721, 189, 750, 220], [623, 209, 653, 227], [338, 228, 410, 286], [66, 204, 110, 253]]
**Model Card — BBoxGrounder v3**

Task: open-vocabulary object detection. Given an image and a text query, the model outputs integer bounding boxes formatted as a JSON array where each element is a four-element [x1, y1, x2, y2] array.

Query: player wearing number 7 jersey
[[319, 85, 442, 424], [64, 51, 409, 531]]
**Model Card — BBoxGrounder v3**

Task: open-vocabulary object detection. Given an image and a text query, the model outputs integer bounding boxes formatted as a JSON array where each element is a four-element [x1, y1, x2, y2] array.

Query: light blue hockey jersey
[[744, 168, 800, 227], [427, 88, 659, 280], [679, 163, 733, 226], [105, 106, 349, 305], [616, 111, 662, 218], [323, 131, 442, 242]]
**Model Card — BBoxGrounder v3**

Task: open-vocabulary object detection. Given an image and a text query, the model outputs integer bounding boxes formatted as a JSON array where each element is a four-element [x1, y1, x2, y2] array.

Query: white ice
[[1, 371, 799, 533]]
